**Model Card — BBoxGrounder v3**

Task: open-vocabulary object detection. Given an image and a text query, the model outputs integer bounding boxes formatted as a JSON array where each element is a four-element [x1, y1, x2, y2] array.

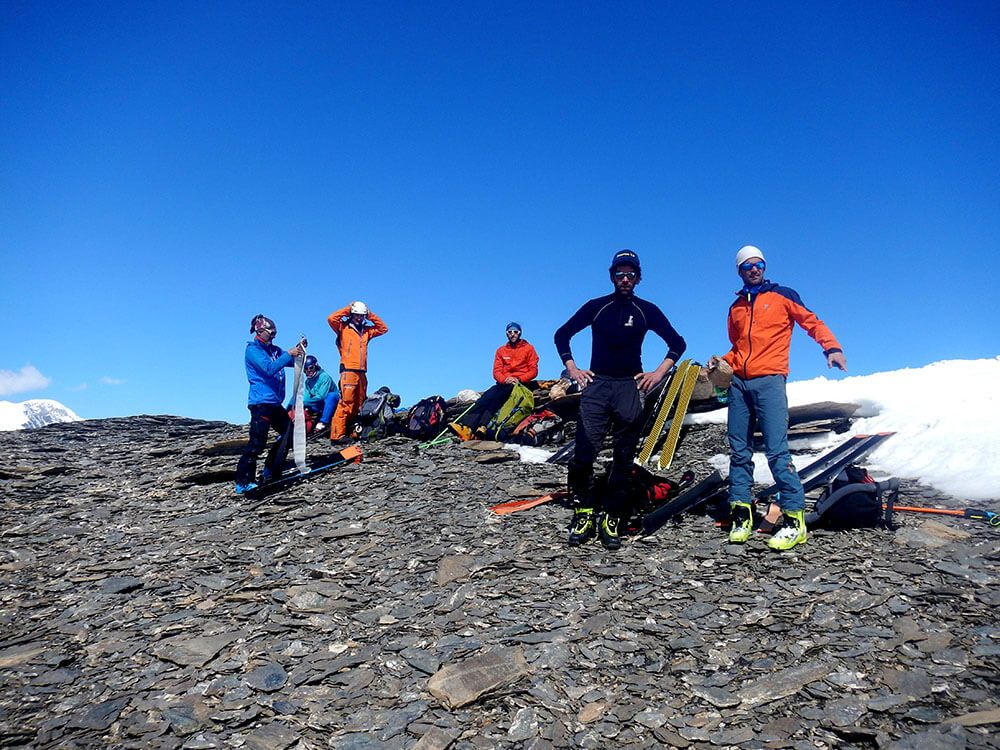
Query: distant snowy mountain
[[0, 399, 82, 431]]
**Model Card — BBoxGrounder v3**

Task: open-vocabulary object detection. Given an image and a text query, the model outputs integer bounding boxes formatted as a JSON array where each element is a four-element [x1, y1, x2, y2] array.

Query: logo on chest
[[624, 315, 634, 328]]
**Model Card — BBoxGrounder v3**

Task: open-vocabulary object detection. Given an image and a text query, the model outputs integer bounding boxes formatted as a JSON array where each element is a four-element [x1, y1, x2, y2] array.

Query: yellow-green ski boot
[[728, 501, 755, 544], [568, 508, 596, 546], [767, 509, 808, 551]]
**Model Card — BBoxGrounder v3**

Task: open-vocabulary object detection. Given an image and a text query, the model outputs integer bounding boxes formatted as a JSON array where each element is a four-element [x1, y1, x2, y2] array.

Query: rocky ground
[[1, 417, 997, 750]]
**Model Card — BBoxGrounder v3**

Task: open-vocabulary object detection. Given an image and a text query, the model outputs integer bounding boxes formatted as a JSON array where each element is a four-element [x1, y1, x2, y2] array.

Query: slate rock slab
[[245, 662, 288, 692], [243, 722, 300, 750], [412, 727, 459, 750], [66, 696, 129, 730], [427, 647, 529, 708], [884, 724, 968, 750], [154, 632, 242, 667], [738, 661, 830, 707], [943, 707, 1000, 726], [436, 554, 475, 586], [100, 575, 144, 594]]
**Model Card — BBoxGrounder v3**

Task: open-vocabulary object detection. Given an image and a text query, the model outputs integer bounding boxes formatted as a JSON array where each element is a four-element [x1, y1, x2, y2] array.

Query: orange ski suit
[[722, 283, 842, 379], [492, 339, 539, 384], [327, 305, 389, 439]]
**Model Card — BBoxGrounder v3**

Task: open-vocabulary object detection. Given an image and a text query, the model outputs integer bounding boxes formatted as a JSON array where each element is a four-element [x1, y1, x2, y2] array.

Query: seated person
[[449, 322, 539, 440], [287, 355, 340, 434]]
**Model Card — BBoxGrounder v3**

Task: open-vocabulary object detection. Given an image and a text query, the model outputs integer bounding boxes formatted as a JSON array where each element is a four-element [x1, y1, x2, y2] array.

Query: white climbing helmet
[[350, 301, 369, 316]]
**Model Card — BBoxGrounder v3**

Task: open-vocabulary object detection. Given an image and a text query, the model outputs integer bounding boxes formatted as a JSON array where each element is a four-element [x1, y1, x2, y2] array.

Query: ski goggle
[[614, 270, 638, 280], [739, 261, 765, 272]]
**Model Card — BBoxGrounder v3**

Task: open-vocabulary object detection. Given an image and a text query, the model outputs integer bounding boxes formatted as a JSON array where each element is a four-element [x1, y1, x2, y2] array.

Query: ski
[[490, 491, 569, 515], [550, 365, 686, 468], [246, 445, 363, 499], [641, 470, 727, 535], [636, 360, 691, 464], [547, 440, 575, 465], [758, 432, 895, 499], [656, 362, 701, 470]]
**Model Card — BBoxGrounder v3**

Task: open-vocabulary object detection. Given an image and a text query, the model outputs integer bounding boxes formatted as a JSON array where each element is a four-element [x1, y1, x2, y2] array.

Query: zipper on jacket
[[743, 291, 755, 380]]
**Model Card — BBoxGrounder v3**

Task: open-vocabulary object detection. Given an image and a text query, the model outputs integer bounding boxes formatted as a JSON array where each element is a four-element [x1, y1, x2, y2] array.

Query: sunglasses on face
[[614, 271, 638, 280], [739, 261, 765, 272]]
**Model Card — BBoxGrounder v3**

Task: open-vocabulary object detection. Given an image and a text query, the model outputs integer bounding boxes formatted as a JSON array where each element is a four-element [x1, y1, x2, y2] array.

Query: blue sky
[[2, 1, 997, 424]]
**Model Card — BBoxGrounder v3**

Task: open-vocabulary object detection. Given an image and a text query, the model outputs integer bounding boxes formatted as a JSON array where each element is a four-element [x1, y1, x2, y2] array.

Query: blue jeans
[[727, 374, 804, 512]]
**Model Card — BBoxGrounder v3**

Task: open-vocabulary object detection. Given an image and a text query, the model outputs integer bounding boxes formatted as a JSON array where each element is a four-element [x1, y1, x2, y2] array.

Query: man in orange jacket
[[449, 322, 539, 440], [708, 245, 847, 552], [327, 301, 389, 441]]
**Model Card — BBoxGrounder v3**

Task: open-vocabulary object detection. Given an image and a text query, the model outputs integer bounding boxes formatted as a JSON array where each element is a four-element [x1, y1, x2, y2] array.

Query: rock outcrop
[[1, 416, 997, 749]]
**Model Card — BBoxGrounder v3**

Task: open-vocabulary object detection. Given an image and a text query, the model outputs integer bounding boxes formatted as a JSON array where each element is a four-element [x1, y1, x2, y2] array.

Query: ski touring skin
[[655, 362, 701, 470], [636, 359, 691, 465], [550, 362, 690, 468], [490, 491, 569, 515]]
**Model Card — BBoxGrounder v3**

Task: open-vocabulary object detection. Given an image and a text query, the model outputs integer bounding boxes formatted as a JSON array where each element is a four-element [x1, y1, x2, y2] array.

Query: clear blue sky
[[2, 1, 997, 424]]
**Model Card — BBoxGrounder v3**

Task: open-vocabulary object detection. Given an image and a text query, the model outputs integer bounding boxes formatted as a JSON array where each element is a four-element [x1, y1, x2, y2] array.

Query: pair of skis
[[641, 432, 897, 535], [758, 432, 895, 498], [635, 359, 700, 470], [545, 360, 700, 468]]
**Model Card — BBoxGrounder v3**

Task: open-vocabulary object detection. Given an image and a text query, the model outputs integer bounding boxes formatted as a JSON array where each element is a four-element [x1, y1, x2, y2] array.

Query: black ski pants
[[568, 375, 642, 518], [457, 383, 514, 430], [235, 403, 291, 485]]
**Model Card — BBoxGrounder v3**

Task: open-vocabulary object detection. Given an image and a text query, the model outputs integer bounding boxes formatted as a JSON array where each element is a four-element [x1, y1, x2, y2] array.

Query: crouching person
[[235, 315, 306, 495], [291, 355, 340, 434]]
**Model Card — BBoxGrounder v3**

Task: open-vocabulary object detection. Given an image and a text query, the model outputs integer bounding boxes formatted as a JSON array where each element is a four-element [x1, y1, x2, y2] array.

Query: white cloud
[[69, 383, 89, 391], [0, 364, 51, 396], [99, 376, 125, 386]]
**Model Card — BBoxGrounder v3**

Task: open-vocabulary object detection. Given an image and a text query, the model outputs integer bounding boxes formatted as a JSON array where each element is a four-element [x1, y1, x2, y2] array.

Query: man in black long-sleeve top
[[554, 249, 687, 550]]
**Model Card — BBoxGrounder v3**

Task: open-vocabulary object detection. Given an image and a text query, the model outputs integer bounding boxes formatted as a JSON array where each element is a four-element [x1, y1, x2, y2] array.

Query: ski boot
[[767, 509, 808, 551], [599, 513, 622, 551], [234, 481, 258, 496], [728, 501, 755, 543], [568, 507, 596, 546]]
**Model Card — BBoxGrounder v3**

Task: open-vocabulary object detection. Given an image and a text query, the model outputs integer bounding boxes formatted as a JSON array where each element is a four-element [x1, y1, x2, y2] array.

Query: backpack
[[806, 465, 898, 530], [404, 396, 447, 439], [483, 383, 535, 441], [353, 386, 401, 442], [511, 409, 564, 446]]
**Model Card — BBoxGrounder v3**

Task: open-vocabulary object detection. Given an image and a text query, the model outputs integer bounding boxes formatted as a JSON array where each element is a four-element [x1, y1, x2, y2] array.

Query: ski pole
[[889, 505, 999, 526]]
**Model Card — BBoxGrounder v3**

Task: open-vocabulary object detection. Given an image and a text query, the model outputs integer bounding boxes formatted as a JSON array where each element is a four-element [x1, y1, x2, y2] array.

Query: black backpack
[[510, 409, 564, 446], [404, 396, 447, 439], [353, 386, 401, 442], [807, 465, 898, 530]]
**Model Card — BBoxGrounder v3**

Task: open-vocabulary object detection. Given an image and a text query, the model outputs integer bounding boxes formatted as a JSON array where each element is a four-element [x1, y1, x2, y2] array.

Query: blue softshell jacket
[[245, 338, 294, 406]]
